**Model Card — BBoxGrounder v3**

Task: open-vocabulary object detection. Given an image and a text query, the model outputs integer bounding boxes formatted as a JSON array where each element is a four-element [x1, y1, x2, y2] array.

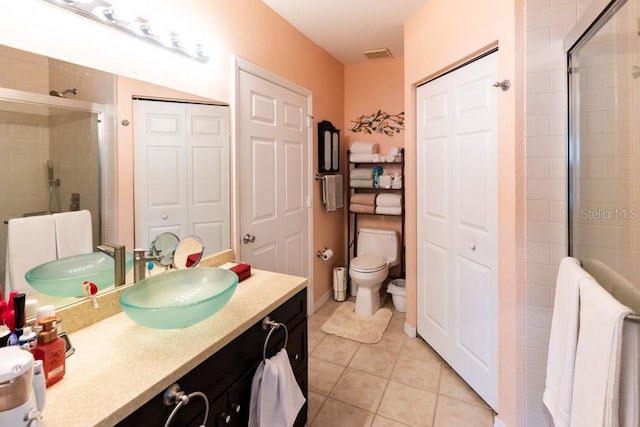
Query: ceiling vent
[[364, 48, 392, 60]]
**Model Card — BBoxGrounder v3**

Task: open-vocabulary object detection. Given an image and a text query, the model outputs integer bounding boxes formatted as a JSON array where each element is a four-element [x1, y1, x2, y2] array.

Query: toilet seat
[[350, 255, 387, 273]]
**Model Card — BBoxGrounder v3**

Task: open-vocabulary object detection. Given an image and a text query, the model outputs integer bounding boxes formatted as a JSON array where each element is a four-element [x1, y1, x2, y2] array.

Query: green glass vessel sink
[[119, 267, 239, 329], [25, 252, 134, 297]]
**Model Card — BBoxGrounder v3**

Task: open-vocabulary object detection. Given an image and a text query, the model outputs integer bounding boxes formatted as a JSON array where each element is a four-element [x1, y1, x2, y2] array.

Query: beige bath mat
[[321, 301, 392, 344]]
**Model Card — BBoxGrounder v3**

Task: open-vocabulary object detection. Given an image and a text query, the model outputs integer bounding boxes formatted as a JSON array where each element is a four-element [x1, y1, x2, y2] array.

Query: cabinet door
[[226, 367, 258, 426]]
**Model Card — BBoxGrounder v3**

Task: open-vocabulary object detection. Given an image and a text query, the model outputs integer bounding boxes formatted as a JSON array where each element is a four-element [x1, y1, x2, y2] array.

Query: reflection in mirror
[[174, 235, 204, 269], [151, 232, 180, 268], [1, 43, 231, 315]]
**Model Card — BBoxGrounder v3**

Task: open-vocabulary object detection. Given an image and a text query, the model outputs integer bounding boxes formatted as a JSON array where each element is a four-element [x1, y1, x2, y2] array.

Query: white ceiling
[[261, 0, 429, 64]]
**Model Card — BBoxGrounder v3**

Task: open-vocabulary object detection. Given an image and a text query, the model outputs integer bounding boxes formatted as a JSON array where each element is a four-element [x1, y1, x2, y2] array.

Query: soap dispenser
[[31, 316, 66, 387]]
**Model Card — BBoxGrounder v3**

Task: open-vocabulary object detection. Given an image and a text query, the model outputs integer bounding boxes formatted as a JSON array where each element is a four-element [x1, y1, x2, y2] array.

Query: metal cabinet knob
[[232, 403, 241, 413], [469, 243, 476, 251], [161, 213, 168, 220], [220, 412, 231, 423], [242, 233, 256, 244]]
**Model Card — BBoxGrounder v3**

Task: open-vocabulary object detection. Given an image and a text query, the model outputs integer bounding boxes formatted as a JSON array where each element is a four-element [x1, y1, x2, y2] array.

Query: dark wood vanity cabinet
[[118, 288, 308, 427]]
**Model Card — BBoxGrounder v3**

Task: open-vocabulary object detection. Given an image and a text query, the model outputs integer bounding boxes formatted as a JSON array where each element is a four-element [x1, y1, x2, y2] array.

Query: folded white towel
[[5, 215, 57, 294], [350, 141, 379, 154], [350, 179, 374, 188], [322, 175, 343, 212], [619, 321, 639, 427], [53, 210, 93, 258], [543, 257, 590, 427], [375, 206, 402, 215], [376, 193, 402, 207], [570, 278, 632, 427], [350, 168, 374, 180], [349, 154, 377, 163], [249, 349, 305, 427]]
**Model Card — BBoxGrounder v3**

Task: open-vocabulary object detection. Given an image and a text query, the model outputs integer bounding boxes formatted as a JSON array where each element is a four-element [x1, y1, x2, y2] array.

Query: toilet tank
[[356, 228, 399, 267]]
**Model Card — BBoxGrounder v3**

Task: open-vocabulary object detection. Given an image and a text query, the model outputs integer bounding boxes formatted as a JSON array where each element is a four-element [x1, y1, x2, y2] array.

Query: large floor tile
[[377, 380, 437, 427], [372, 415, 412, 426], [391, 353, 441, 392], [349, 344, 397, 378], [310, 398, 375, 427], [433, 395, 494, 427], [401, 337, 443, 364], [330, 368, 388, 412], [438, 365, 490, 408], [311, 334, 360, 366], [308, 356, 346, 395], [307, 391, 326, 425]]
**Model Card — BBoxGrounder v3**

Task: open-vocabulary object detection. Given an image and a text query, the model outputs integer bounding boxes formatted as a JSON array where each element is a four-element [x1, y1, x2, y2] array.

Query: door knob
[[242, 233, 256, 244]]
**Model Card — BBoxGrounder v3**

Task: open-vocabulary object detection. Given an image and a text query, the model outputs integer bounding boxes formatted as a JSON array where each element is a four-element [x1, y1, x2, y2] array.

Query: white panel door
[[238, 70, 309, 277], [134, 100, 230, 255], [417, 52, 498, 409], [186, 104, 230, 256], [134, 101, 187, 248]]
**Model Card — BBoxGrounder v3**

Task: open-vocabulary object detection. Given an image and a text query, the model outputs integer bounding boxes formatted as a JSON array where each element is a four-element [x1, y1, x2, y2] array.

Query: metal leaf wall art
[[350, 110, 405, 136]]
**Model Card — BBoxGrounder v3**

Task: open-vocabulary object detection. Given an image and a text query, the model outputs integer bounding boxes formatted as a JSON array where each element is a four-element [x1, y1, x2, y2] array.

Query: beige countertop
[[43, 268, 307, 426]]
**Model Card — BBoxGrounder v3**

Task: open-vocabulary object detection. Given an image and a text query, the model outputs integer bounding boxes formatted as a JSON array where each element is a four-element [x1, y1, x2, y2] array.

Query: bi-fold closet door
[[133, 99, 230, 256], [416, 52, 499, 409]]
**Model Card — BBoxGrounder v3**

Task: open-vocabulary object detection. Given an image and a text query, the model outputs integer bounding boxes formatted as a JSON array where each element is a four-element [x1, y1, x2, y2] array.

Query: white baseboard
[[312, 288, 333, 313], [494, 416, 507, 427], [404, 322, 416, 338]]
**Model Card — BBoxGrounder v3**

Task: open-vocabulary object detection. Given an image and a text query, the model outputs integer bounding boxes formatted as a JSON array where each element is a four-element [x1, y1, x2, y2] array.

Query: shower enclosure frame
[[564, 0, 638, 276]]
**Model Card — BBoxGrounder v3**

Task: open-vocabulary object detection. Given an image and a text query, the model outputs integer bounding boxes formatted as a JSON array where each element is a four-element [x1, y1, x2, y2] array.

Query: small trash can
[[387, 279, 406, 312], [333, 267, 347, 302]]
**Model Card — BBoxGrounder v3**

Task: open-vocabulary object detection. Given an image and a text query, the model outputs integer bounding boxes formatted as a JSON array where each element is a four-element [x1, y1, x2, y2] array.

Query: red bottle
[[32, 316, 66, 387]]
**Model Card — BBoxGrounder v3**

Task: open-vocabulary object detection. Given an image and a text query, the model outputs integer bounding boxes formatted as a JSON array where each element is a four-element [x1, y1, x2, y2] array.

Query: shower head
[[49, 88, 78, 98], [632, 66, 640, 79]]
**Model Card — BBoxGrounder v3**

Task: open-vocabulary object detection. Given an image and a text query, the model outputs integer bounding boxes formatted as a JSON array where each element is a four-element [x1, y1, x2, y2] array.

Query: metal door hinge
[[493, 79, 511, 91]]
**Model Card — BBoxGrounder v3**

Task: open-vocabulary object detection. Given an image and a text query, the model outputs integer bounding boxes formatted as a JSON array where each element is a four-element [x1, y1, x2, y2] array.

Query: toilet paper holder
[[316, 247, 333, 260]]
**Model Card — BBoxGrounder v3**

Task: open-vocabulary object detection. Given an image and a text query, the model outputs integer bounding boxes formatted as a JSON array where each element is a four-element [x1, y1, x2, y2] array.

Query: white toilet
[[349, 228, 399, 316]]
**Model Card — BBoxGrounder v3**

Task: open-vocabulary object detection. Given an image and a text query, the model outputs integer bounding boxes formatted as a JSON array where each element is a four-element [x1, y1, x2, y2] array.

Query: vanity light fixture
[[41, 0, 209, 63]]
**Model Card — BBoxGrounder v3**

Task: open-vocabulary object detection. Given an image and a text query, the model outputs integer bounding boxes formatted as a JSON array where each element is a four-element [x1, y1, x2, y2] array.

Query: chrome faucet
[[133, 248, 163, 283], [96, 243, 126, 287]]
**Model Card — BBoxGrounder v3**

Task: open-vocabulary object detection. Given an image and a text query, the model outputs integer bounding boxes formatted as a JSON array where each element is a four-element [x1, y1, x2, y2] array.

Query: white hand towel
[[570, 278, 632, 427], [619, 321, 639, 427], [322, 174, 343, 212], [53, 210, 93, 258], [543, 257, 591, 427], [5, 215, 57, 294], [249, 349, 306, 427], [350, 141, 379, 154], [376, 193, 403, 207]]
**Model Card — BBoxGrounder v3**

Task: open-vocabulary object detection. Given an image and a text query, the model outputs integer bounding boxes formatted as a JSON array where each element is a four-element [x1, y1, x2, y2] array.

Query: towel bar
[[262, 316, 289, 362], [626, 314, 640, 323]]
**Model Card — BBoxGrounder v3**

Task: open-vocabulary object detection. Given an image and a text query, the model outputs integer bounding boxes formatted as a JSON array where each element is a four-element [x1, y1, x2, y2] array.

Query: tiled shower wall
[[525, 0, 596, 425]]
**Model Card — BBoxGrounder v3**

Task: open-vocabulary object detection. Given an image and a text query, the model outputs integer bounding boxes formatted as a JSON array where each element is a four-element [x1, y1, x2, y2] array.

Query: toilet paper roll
[[321, 249, 334, 261]]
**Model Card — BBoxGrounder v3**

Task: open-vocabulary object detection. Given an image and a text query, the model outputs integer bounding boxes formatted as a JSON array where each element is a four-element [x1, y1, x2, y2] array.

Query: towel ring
[[262, 316, 289, 362]]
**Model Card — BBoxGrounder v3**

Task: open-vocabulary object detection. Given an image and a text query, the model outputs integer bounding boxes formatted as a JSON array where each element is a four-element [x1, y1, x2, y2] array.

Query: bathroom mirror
[[0, 44, 232, 313], [173, 236, 205, 269]]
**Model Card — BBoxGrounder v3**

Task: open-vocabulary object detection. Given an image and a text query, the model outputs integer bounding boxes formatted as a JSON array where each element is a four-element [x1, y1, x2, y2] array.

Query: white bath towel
[[249, 349, 305, 427], [349, 154, 377, 163], [322, 174, 343, 212], [543, 257, 591, 427], [53, 210, 93, 258], [619, 321, 640, 427], [349, 179, 374, 188], [4, 215, 57, 294], [570, 278, 632, 427], [376, 193, 403, 207], [375, 206, 402, 215], [350, 141, 379, 154], [350, 168, 374, 180]]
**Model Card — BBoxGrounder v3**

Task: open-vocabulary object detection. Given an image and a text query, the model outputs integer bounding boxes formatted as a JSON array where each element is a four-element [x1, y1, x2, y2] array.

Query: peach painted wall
[[404, 0, 525, 425], [1, 0, 344, 305], [344, 57, 405, 275]]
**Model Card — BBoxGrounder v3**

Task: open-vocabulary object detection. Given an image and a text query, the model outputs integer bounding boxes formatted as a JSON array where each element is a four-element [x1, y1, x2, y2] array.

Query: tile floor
[[306, 297, 495, 427]]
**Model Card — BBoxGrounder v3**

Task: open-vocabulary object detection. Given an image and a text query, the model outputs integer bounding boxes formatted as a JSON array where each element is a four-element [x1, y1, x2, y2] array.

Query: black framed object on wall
[[318, 120, 340, 173]]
